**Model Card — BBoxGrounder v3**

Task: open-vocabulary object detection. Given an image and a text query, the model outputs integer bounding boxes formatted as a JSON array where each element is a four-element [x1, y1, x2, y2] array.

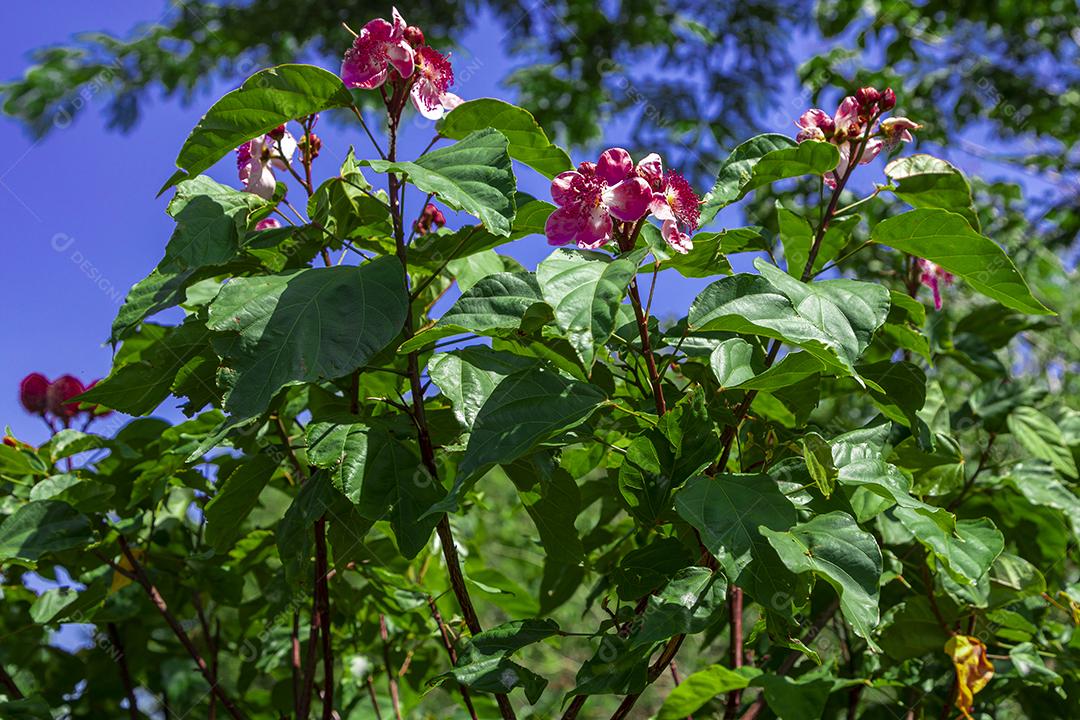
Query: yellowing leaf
[[945, 635, 994, 719], [110, 548, 146, 593]]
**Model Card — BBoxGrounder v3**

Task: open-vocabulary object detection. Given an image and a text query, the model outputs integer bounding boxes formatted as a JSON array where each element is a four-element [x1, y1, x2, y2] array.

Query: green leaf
[[468, 618, 561, 655], [700, 135, 838, 225], [428, 348, 537, 428], [570, 635, 652, 696], [736, 352, 824, 391], [777, 204, 854, 277], [802, 432, 837, 497], [445, 653, 548, 704], [0, 501, 93, 565], [81, 320, 213, 416], [896, 510, 1004, 587], [110, 267, 208, 342], [363, 128, 517, 236], [1004, 463, 1080, 535], [163, 64, 354, 191], [675, 474, 797, 579], [438, 98, 572, 178], [401, 271, 545, 352], [161, 176, 266, 271], [656, 665, 759, 720], [204, 454, 278, 554], [688, 261, 889, 378], [749, 673, 833, 720], [1006, 407, 1078, 479], [885, 154, 979, 230], [709, 338, 756, 388], [537, 248, 639, 369], [458, 365, 605, 480], [872, 209, 1052, 315], [647, 225, 750, 278], [628, 567, 727, 647], [761, 511, 883, 646], [613, 537, 695, 600], [207, 258, 408, 419]]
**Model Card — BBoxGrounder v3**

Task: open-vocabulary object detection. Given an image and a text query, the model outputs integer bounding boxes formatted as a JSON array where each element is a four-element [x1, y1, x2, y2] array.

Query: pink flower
[[414, 203, 447, 236], [410, 46, 461, 120], [341, 8, 415, 90], [917, 259, 954, 310], [236, 132, 297, 199], [545, 149, 652, 249], [255, 218, 281, 230], [637, 153, 700, 254], [881, 117, 921, 149], [795, 109, 835, 143]]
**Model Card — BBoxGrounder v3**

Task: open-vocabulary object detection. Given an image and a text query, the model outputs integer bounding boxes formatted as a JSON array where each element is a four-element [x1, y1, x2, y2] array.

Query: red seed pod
[[880, 87, 897, 110], [19, 373, 50, 415], [404, 25, 426, 48], [46, 375, 85, 421]]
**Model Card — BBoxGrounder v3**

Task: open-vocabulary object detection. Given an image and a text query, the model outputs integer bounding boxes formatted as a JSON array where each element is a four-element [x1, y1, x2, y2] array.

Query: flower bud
[[855, 87, 880, 109], [19, 373, 50, 414], [880, 88, 896, 110], [299, 133, 323, 161], [267, 124, 287, 140], [256, 218, 282, 231], [414, 203, 447, 236], [404, 25, 426, 48], [46, 375, 85, 421]]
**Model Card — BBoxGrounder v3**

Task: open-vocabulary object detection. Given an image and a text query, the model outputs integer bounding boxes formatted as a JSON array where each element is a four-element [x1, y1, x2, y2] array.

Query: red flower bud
[[46, 375, 85, 421], [855, 87, 880, 109], [299, 133, 323, 161], [268, 124, 287, 140], [404, 25, 426, 48], [2, 435, 16, 448], [19, 373, 50, 415], [880, 88, 896, 110]]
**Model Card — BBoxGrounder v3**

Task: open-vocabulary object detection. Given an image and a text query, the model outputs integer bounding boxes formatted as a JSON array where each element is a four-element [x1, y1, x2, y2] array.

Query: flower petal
[[661, 219, 693, 254], [648, 193, 676, 222], [544, 204, 584, 246], [387, 43, 415, 79], [597, 147, 635, 185], [603, 176, 651, 222], [636, 152, 664, 189], [577, 206, 613, 249], [550, 171, 582, 207]]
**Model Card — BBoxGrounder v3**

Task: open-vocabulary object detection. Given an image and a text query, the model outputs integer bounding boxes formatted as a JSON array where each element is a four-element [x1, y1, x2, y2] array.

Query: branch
[[106, 623, 140, 720], [316, 518, 335, 720], [428, 596, 480, 720], [379, 615, 403, 720], [115, 535, 247, 720]]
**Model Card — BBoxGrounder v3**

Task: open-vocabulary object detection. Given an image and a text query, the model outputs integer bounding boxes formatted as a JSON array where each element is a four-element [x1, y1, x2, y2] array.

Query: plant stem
[[315, 518, 334, 720], [723, 586, 744, 719], [106, 623, 139, 720], [114, 535, 247, 720], [428, 596, 479, 720], [0, 664, 23, 700], [379, 615, 403, 720], [381, 90, 516, 720], [365, 676, 385, 719]]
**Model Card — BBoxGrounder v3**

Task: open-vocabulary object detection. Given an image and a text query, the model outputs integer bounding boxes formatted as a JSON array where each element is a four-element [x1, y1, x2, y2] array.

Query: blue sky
[[0, 2, 1056, 446]]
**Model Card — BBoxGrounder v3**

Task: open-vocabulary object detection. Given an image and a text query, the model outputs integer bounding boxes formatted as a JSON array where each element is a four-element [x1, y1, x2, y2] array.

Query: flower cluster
[[341, 8, 461, 120], [545, 148, 700, 254], [236, 125, 297, 199], [414, 203, 447, 236], [19, 372, 110, 428], [795, 87, 921, 188], [917, 258, 954, 310]]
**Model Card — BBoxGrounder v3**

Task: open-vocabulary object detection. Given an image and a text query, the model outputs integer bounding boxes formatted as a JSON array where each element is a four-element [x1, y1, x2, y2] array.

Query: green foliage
[[3, 50, 1077, 720]]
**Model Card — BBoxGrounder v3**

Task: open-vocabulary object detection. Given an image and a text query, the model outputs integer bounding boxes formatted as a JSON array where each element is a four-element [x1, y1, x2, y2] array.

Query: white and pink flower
[[341, 8, 415, 90], [410, 46, 462, 120], [637, 153, 700, 254], [236, 129, 297, 199], [544, 148, 652, 249]]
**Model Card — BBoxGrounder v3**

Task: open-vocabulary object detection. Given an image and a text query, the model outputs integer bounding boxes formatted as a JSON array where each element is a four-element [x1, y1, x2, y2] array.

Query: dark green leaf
[[438, 98, 572, 178]]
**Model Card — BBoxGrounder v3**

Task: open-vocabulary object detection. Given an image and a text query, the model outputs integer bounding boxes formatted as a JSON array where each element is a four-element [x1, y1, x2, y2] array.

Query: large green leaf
[[1006, 406, 1078, 479], [761, 511, 883, 646], [1004, 463, 1080, 535], [896, 510, 1004, 587], [0, 501, 93, 565], [207, 258, 408, 419], [80, 320, 213, 415], [441, 619, 559, 704], [457, 365, 605, 480], [628, 567, 727, 647], [438, 98, 572, 178], [161, 176, 266, 271], [401, 271, 546, 352], [163, 64, 354, 191], [675, 474, 797, 579], [688, 260, 889, 377], [536, 248, 639, 369], [656, 665, 759, 720], [204, 454, 278, 553], [363, 128, 517, 236], [885, 155, 979, 230], [700, 135, 838, 225], [872, 209, 1051, 315], [110, 267, 207, 342], [428, 348, 537, 428]]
